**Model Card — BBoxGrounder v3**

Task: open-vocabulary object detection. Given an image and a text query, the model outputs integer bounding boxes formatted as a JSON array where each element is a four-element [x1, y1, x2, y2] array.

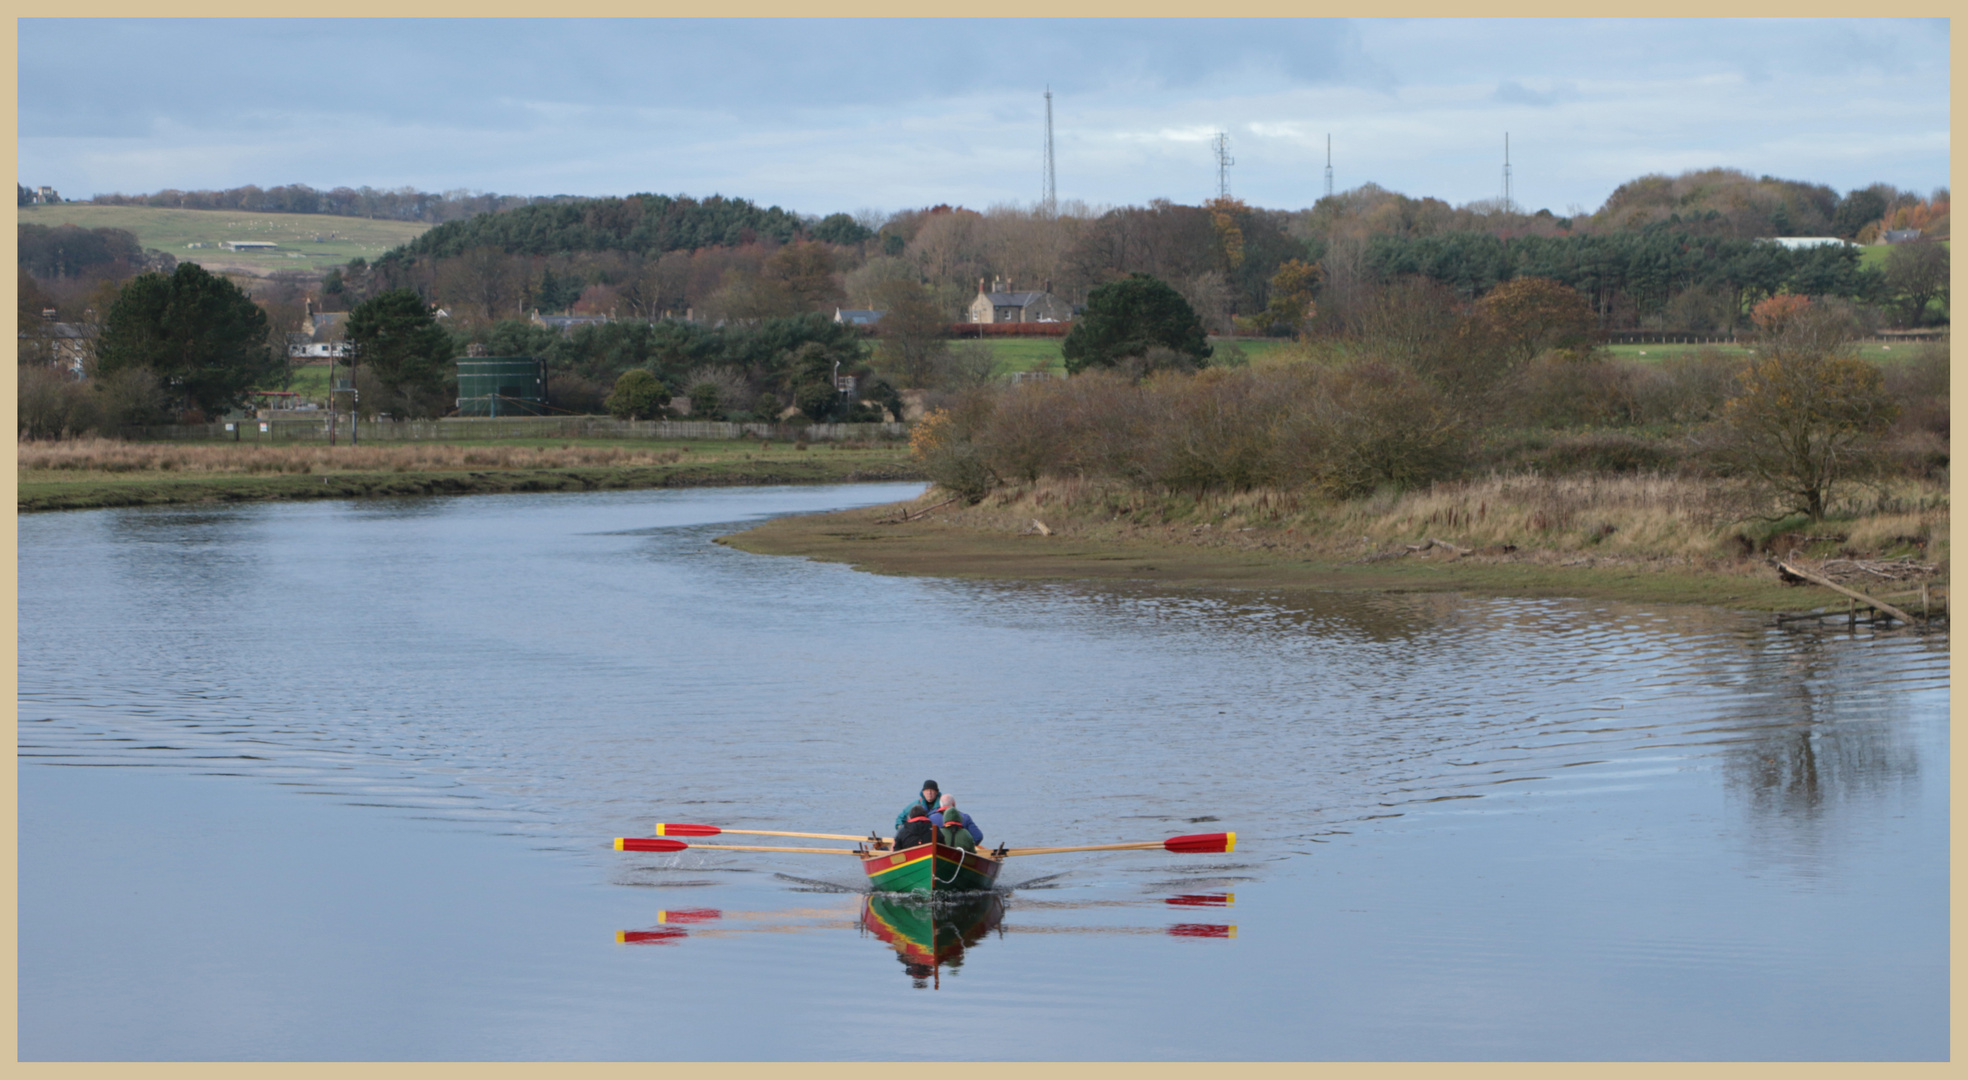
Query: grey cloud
[[19, 19, 1396, 140]]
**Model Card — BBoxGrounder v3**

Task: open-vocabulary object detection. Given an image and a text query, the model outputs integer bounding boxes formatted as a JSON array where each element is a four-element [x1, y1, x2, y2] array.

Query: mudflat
[[722, 500, 1841, 613]]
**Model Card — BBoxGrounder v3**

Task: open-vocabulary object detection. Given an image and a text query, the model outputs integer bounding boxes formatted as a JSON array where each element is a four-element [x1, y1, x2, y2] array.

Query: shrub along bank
[[745, 322, 1947, 612]]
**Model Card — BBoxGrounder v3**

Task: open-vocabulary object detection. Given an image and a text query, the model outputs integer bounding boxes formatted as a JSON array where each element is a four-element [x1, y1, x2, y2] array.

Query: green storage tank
[[455, 357, 548, 417]]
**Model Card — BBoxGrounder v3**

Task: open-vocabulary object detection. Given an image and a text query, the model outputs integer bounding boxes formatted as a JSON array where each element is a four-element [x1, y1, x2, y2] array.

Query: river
[[16, 483, 1949, 1060]]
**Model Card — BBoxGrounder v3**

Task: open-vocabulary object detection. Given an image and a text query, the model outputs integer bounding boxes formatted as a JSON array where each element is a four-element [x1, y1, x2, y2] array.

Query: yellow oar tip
[[658, 911, 669, 924], [614, 930, 627, 943], [1227, 925, 1238, 939], [655, 823, 668, 837], [1225, 893, 1235, 906], [1225, 831, 1237, 853], [612, 837, 626, 851]]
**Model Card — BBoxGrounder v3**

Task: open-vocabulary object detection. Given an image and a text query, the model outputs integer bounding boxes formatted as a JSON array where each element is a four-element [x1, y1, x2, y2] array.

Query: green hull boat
[[860, 840, 1002, 894]]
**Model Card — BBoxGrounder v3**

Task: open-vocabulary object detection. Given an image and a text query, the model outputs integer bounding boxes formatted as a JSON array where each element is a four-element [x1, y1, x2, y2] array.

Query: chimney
[[978, 277, 986, 294], [1043, 278, 1051, 294]]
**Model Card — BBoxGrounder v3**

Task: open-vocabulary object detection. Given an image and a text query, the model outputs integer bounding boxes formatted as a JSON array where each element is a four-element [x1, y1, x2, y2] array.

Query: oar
[[614, 837, 862, 855], [656, 822, 887, 843], [997, 832, 1236, 858]]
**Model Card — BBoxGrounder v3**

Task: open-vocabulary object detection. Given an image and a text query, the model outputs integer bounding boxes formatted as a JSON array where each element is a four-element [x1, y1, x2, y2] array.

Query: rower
[[894, 780, 941, 832], [893, 803, 935, 849], [934, 796, 978, 852], [930, 794, 982, 847]]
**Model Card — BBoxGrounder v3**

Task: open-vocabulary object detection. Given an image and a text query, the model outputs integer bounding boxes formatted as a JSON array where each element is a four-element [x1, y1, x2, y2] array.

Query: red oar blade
[[615, 837, 689, 852], [655, 823, 720, 837], [1163, 831, 1236, 854], [1165, 893, 1235, 908], [1168, 923, 1238, 939], [657, 908, 721, 925], [616, 928, 687, 945]]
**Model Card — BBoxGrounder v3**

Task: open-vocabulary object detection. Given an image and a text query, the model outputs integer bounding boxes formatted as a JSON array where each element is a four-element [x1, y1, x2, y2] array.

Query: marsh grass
[[931, 470, 1948, 571]]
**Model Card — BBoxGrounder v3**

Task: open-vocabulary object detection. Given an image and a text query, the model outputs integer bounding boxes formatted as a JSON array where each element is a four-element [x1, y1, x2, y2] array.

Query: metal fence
[[116, 416, 910, 444]]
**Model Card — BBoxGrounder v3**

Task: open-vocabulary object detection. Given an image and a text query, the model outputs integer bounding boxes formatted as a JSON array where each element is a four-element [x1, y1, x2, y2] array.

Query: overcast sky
[[17, 18, 1952, 218]]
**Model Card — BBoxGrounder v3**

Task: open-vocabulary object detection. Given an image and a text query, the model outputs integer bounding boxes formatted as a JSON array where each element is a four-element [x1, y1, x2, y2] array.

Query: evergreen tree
[[96, 263, 276, 419], [1062, 274, 1212, 374], [346, 289, 454, 418]]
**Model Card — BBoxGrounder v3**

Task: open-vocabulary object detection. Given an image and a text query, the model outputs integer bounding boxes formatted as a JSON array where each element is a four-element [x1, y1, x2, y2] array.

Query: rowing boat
[[614, 823, 1233, 897], [860, 839, 1001, 894]]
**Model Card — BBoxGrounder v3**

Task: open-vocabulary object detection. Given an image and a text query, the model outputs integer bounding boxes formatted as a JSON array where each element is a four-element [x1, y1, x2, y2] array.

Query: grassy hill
[[1859, 240, 1949, 269], [17, 204, 429, 275]]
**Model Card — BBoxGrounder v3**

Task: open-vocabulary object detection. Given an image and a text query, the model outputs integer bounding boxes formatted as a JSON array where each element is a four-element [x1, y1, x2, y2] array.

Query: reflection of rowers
[[860, 892, 1006, 987]]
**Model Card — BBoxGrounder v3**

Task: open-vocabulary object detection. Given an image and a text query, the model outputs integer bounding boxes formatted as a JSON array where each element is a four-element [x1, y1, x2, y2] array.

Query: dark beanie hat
[[922, 779, 939, 791]]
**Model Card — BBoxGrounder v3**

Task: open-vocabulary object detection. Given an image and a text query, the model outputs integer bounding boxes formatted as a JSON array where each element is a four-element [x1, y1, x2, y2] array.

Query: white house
[[1764, 237, 1854, 251]]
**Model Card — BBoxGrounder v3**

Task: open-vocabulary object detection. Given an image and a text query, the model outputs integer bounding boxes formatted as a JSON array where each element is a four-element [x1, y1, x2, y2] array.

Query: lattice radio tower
[[1042, 87, 1057, 215], [1502, 132, 1513, 213], [1324, 134, 1334, 200], [1213, 132, 1234, 199]]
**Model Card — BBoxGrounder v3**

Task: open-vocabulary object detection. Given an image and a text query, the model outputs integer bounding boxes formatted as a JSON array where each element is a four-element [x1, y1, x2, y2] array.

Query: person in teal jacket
[[895, 780, 940, 831]]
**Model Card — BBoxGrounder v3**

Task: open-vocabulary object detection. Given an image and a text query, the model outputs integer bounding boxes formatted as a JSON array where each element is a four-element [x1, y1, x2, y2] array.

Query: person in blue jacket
[[929, 794, 983, 846], [895, 780, 940, 832]]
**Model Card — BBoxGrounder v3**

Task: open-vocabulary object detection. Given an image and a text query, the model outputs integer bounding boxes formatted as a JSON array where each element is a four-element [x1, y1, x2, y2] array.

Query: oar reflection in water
[[612, 893, 1238, 987]]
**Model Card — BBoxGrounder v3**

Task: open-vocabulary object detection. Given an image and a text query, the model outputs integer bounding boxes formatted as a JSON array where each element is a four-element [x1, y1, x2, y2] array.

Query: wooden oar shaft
[[688, 842, 864, 856], [718, 828, 886, 842], [998, 841, 1165, 857], [656, 822, 889, 842]]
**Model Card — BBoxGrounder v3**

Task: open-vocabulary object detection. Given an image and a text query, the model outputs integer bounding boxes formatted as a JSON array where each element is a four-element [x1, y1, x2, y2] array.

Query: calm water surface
[[17, 484, 1949, 1060]]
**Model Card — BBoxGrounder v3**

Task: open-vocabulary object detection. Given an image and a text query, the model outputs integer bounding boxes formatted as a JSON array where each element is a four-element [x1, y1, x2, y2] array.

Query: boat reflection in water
[[615, 893, 1236, 988], [860, 891, 1008, 989]]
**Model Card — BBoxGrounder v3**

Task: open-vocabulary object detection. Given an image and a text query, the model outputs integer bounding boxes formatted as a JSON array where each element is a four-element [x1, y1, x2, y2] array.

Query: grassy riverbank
[[723, 475, 1948, 616], [18, 438, 922, 512]]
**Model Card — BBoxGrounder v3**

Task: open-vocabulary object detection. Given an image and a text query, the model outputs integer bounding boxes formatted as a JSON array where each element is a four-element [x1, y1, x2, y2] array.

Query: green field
[[18, 204, 429, 275], [968, 336, 1291, 374], [1602, 340, 1923, 363], [1859, 240, 1949, 269], [282, 363, 334, 398]]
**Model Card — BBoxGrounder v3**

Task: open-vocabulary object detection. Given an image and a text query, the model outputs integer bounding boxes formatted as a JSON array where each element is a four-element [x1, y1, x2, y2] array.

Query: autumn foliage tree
[[1473, 276, 1597, 366], [1240, 258, 1321, 336], [872, 280, 949, 389], [1720, 297, 1897, 518]]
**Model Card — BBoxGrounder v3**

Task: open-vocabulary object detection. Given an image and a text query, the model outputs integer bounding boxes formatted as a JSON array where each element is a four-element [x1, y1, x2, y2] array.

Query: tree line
[[85, 183, 570, 224]]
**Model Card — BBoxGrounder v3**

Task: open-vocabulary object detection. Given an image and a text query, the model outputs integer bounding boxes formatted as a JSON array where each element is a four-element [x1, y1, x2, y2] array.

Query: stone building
[[966, 277, 1073, 324]]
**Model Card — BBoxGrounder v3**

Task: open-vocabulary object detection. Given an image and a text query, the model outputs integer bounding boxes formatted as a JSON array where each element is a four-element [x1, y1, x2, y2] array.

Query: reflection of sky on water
[[17, 485, 1948, 1059], [21, 484, 1946, 864]]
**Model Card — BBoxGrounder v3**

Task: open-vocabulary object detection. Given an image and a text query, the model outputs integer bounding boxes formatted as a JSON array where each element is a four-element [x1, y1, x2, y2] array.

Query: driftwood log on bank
[[1777, 560, 1922, 627], [880, 496, 963, 524]]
